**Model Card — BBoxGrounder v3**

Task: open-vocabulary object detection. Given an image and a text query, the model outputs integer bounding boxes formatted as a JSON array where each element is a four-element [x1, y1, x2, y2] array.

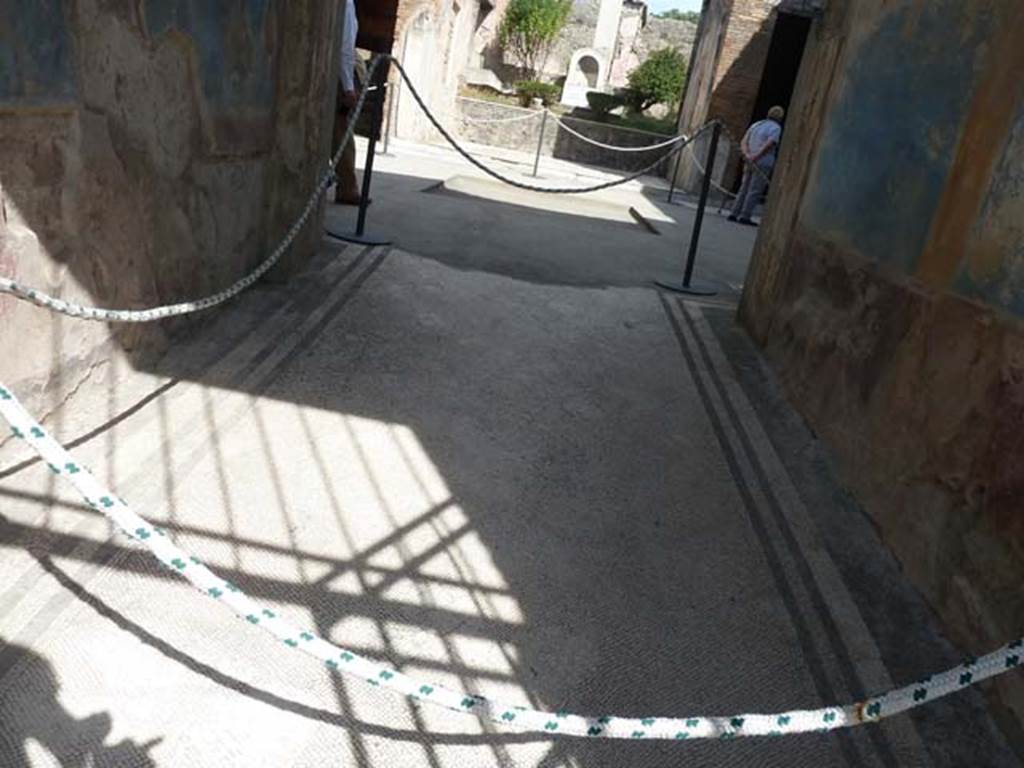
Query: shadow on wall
[[0, 638, 161, 766]]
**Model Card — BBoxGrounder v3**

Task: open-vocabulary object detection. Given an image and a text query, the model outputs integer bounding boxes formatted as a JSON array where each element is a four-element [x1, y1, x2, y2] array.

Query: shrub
[[515, 80, 560, 107], [585, 91, 623, 118], [656, 9, 701, 23], [627, 48, 688, 112], [499, 0, 573, 78]]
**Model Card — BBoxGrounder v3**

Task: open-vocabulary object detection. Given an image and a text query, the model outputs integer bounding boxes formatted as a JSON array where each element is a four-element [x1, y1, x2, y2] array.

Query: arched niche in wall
[[578, 55, 599, 87], [560, 48, 604, 107]]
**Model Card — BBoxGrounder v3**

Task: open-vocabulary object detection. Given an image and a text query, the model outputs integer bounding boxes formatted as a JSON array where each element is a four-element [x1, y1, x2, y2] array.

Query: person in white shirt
[[332, 0, 360, 205], [728, 105, 784, 225]]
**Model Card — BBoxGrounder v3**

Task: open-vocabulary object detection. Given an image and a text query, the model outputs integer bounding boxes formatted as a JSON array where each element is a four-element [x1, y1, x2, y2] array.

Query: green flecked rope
[[0, 56, 384, 325], [0, 381, 1020, 740]]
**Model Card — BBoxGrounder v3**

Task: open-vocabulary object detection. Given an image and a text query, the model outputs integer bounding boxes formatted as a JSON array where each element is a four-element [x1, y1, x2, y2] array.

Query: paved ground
[[326, 137, 756, 294], [0, 140, 1019, 767]]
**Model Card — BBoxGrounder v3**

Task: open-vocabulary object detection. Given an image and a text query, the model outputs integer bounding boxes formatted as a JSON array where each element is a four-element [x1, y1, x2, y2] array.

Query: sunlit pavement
[[0, 165, 1018, 766]]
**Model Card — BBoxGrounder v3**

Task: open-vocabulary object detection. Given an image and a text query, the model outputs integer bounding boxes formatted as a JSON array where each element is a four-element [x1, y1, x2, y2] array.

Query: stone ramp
[[424, 174, 665, 226]]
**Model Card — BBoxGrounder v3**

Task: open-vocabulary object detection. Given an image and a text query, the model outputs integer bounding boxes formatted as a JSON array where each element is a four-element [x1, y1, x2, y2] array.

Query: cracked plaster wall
[[739, 0, 1024, 743], [0, 0, 338, 416]]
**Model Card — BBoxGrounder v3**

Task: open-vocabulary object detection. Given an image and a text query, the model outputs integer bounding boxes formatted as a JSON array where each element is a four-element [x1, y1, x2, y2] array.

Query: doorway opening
[[748, 12, 811, 128]]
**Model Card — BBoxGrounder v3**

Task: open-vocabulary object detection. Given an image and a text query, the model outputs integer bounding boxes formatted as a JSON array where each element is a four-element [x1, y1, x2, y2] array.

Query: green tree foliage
[[515, 80, 561, 107], [499, 0, 573, 78], [626, 48, 687, 111], [656, 9, 701, 23]]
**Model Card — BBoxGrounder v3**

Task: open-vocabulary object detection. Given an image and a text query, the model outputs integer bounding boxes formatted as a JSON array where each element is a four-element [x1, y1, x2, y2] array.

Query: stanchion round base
[[655, 278, 718, 297], [325, 229, 392, 247]]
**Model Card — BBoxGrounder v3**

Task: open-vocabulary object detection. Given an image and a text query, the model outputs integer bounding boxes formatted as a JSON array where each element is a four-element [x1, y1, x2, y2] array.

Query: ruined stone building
[[547, 0, 697, 107], [741, 0, 1024, 741], [473, 0, 696, 107], [385, 0, 696, 140], [0, 1, 339, 416], [384, 0, 490, 141]]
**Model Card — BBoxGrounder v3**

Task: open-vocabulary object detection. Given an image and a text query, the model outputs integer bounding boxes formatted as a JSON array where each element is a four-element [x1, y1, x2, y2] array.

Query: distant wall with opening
[[560, 49, 604, 107]]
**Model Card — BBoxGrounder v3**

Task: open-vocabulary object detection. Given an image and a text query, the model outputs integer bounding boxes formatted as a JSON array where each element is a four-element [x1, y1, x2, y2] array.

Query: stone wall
[[739, 0, 1024, 745], [391, 0, 486, 141], [671, 0, 733, 193], [456, 98, 675, 174], [0, 0, 339, 416], [635, 17, 698, 72], [608, 13, 697, 90], [545, 0, 604, 80], [675, 0, 775, 139], [507, 1, 697, 93]]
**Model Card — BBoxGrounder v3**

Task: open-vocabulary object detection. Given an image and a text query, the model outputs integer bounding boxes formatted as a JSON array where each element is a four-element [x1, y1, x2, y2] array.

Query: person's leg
[[729, 165, 753, 220], [331, 89, 345, 169], [335, 112, 360, 204], [738, 165, 769, 222], [331, 87, 361, 205]]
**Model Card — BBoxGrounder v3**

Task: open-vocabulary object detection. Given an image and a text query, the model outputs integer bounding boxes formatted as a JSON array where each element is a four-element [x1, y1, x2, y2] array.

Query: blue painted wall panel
[[800, 2, 994, 273], [0, 0, 75, 102], [954, 100, 1024, 317], [144, 0, 276, 113]]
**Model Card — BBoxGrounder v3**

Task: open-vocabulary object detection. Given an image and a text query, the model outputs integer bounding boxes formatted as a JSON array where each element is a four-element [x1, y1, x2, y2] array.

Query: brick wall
[[673, 0, 776, 193], [707, 0, 776, 143]]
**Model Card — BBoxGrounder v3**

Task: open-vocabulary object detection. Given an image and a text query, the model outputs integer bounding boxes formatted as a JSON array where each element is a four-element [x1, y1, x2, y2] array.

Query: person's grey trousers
[[731, 158, 773, 220]]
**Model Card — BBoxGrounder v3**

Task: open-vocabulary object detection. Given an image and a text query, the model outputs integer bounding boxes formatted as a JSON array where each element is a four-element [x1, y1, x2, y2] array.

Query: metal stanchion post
[[532, 108, 548, 178], [667, 147, 681, 204], [326, 56, 393, 247], [655, 121, 721, 296]]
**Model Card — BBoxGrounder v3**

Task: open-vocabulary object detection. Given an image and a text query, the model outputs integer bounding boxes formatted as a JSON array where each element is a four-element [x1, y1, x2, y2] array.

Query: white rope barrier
[[460, 108, 543, 125], [0, 381, 1020, 740], [548, 112, 688, 153], [686, 142, 738, 199]]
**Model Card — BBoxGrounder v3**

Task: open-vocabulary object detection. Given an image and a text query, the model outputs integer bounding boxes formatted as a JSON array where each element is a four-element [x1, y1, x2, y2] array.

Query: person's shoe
[[738, 218, 758, 227], [334, 192, 364, 206], [727, 214, 738, 222]]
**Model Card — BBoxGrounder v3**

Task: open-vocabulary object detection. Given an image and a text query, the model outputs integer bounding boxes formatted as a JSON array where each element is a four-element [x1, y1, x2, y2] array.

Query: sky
[[646, 0, 704, 13]]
